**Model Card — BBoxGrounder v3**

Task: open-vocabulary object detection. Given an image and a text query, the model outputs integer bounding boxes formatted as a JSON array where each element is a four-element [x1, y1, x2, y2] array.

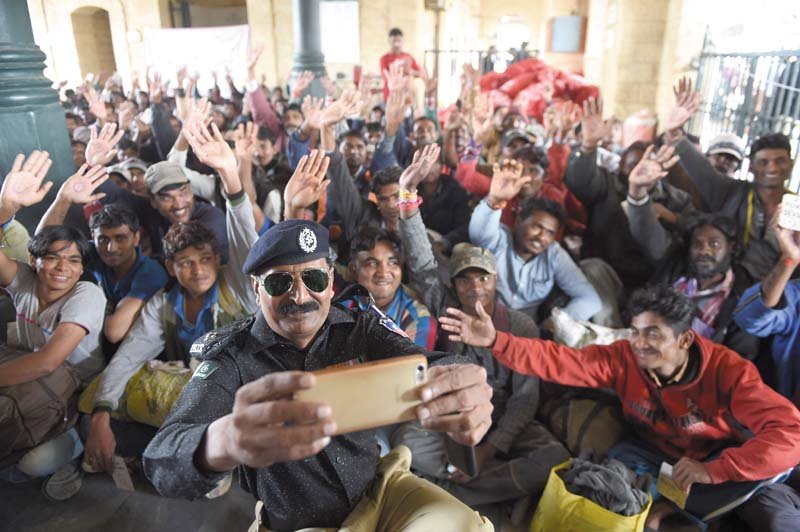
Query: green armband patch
[[192, 361, 220, 381]]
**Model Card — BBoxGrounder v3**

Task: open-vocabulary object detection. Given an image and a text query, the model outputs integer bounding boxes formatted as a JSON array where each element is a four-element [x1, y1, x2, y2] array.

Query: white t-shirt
[[3, 262, 106, 384]]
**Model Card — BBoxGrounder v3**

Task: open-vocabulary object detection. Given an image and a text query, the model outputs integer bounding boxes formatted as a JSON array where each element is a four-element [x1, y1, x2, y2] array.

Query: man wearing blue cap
[[144, 152, 495, 531]]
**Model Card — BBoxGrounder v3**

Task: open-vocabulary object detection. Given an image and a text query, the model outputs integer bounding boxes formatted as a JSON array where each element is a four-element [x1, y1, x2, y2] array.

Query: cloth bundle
[[557, 457, 651, 517]]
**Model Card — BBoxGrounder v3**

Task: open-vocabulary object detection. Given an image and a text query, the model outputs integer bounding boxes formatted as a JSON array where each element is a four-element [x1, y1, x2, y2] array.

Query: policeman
[[143, 220, 494, 532]]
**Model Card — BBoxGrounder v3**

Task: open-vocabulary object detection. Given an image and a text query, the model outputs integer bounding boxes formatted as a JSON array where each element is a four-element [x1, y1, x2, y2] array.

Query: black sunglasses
[[257, 268, 330, 297]]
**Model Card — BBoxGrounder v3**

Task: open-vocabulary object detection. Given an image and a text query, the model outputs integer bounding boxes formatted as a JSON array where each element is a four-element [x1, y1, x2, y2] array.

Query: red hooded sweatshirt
[[491, 331, 800, 484]]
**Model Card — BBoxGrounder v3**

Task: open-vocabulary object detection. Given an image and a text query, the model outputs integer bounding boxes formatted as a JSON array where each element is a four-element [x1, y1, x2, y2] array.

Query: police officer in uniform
[[143, 220, 495, 531]]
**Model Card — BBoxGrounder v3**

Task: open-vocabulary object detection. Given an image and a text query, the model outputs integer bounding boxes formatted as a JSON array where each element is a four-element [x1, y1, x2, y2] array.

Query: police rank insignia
[[298, 227, 317, 253], [191, 360, 219, 380]]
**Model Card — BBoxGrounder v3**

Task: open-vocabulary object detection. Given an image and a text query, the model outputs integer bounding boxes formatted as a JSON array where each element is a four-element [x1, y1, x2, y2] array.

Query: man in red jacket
[[379, 28, 426, 100], [439, 284, 800, 530]]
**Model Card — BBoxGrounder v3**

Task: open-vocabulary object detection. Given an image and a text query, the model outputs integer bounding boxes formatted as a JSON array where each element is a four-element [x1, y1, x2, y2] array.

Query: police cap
[[243, 220, 330, 275]]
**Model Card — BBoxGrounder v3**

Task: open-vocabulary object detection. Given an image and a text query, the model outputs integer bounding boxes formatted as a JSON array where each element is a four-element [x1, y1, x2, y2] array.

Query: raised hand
[[399, 143, 440, 192], [488, 159, 529, 203], [86, 123, 124, 166], [183, 119, 237, 176], [187, 96, 211, 125], [383, 60, 408, 94], [0, 151, 54, 214], [234, 122, 257, 162], [176, 66, 188, 89], [438, 302, 497, 348], [301, 94, 325, 131], [628, 144, 680, 199], [247, 43, 265, 79], [424, 76, 438, 97], [319, 75, 337, 98], [666, 76, 701, 132], [319, 89, 362, 127], [57, 164, 108, 205], [553, 101, 580, 143], [774, 204, 800, 263], [292, 70, 315, 99], [385, 87, 406, 137], [147, 69, 163, 104], [117, 101, 137, 131], [284, 149, 331, 215], [578, 96, 604, 150], [85, 86, 107, 122]]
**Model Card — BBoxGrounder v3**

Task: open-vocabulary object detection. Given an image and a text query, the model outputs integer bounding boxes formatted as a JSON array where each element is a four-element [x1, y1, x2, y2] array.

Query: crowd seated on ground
[[3, 25, 800, 532]]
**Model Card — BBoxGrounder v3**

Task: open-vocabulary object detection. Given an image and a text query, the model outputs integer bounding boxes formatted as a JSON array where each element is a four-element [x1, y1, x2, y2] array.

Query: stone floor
[[0, 467, 740, 532]]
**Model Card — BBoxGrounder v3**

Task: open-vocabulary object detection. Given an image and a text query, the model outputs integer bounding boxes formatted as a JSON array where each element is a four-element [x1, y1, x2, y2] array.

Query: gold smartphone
[[295, 355, 427, 435]]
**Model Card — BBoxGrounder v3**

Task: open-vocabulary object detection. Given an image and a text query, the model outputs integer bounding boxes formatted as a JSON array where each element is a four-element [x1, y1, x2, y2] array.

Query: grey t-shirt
[[4, 262, 106, 384]]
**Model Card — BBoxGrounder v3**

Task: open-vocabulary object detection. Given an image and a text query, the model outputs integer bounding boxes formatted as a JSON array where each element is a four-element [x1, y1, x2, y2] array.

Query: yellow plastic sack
[[530, 460, 652, 532], [78, 361, 192, 427]]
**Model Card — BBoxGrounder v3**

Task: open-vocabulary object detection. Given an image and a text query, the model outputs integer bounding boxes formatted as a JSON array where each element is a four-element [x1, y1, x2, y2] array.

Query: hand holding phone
[[778, 194, 800, 232], [294, 356, 427, 435]]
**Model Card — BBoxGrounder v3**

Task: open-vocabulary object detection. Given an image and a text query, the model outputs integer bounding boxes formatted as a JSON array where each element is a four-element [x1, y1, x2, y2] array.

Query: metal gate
[[688, 43, 800, 191]]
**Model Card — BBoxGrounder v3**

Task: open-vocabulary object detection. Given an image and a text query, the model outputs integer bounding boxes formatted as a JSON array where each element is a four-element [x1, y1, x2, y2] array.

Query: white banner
[[143, 25, 250, 99]]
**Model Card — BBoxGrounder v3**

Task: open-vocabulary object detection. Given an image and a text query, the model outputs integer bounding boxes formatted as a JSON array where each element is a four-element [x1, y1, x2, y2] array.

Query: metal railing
[[688, 44, 800, 191]]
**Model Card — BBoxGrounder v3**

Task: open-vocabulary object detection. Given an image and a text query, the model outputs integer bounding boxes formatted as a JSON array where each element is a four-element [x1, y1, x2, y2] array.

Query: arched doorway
[[71, 6, 117, 78]]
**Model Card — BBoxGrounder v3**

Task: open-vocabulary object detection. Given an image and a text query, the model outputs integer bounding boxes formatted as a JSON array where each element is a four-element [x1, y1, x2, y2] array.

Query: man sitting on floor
[[439, 284, 800, 530]]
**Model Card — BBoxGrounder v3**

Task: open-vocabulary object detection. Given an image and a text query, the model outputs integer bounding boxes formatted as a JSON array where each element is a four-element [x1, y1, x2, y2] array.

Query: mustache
[[279, 301, 320, 316]]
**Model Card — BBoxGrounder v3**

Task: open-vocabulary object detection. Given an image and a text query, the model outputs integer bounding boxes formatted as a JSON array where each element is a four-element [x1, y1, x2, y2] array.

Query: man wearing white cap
[[706, 133, 745, 177]]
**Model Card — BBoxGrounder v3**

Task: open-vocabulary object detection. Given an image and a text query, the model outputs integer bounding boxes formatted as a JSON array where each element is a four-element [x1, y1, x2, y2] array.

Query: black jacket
[[143, 307, 464, 531]]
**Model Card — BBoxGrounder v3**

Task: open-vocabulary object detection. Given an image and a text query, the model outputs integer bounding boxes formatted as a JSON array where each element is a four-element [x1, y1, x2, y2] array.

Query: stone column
[[290, 0, 327, 99], [0, 0, 73, 230]]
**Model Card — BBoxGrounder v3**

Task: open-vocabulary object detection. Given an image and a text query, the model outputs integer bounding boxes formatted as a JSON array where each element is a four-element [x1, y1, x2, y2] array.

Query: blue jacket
[[734, 281, 800, 399]]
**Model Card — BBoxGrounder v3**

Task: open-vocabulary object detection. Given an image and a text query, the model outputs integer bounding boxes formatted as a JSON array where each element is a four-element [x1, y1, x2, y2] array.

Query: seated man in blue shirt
[[469, 160, 601, 325], [342, 226, 436, 350], [735, 204, 800, 405], [39, 177, 168, 345]]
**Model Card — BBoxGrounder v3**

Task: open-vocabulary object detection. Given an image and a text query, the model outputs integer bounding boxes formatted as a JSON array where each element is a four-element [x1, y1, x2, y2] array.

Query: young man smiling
[[0, 151, 106, 496], [38, 167, 169, 345], [440, 284, 800, 529], [82, 119, 259, 474]]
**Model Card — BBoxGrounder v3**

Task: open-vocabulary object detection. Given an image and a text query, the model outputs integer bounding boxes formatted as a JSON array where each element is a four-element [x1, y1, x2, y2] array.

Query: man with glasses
[[82, 119, 259, 474], [142, 217, 496, 531]]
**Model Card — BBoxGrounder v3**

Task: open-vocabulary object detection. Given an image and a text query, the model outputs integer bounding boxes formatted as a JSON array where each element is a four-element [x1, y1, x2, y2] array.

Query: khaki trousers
[[248, 445, 494, 532]]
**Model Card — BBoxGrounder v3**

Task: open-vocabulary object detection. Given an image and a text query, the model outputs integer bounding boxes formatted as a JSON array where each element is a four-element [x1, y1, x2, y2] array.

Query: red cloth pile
[[480, 58, 599, 123]]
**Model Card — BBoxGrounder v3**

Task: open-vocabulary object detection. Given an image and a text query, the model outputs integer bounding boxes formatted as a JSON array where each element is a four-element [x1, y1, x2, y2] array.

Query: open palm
[[580, 97, 604, 148], [86, 123, 124, 166], [399, 143, 440, 191], [183, 120, 236, 173], [438, 303, 496, 348], [285, 150, 331, 211], [489, 160, 529, 202], [0, 151, 53, 211], [59, 164, 108, 205], [666, 76, 701, 131]]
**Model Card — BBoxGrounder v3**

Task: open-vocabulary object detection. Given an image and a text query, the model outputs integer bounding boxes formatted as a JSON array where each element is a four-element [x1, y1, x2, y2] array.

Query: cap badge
[[298, 227, 317, 253]]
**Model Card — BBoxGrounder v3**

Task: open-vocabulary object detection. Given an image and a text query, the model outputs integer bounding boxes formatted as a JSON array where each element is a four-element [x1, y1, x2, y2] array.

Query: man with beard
[[626, 149, 760, 357], [395, 151, 568, 518], [440, 284, 800, 531], [664, 77, 795, 280]]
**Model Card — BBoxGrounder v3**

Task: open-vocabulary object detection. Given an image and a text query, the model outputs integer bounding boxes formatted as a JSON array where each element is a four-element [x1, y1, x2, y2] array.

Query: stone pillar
[[290, 0, 326, 98], [0, 0, 73, 230]]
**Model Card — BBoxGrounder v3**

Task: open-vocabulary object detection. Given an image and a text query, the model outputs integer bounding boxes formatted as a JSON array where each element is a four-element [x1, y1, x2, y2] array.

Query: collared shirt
[[469, 199, 601, 321], [340, 284, 437, 350], [166, 281, 219, 357], [89, 246, 168, 309], [143, 307, 463, 531]]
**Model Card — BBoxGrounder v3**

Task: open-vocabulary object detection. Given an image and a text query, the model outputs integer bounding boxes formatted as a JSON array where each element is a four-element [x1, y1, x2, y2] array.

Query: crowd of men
[[2, 26, 800, 532]]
